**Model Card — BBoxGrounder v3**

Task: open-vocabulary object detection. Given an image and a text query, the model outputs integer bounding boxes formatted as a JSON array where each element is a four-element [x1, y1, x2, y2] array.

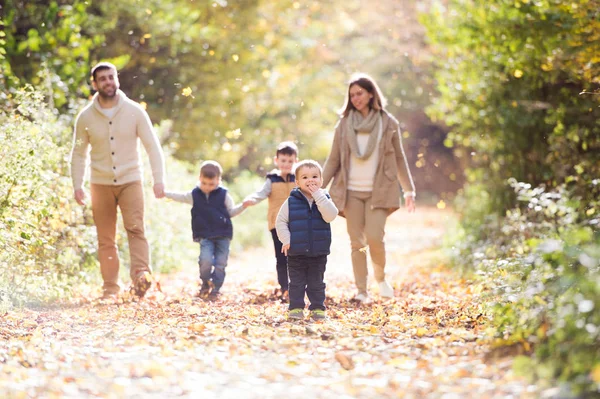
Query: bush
[[451, 180, 600, 395], [0, 86, 97, 306]]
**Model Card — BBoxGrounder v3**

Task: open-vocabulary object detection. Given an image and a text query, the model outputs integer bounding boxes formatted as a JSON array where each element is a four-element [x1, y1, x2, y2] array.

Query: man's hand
[[74, 189, 86, 206], [405, 195, 416, 213], [153, 183, 165, 199], [282, 244, 290, 256]]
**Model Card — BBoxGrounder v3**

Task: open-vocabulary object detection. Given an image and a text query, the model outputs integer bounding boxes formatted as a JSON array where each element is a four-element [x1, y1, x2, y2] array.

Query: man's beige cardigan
[[322, 110, 415, 216], [70, 90, 165, 190]]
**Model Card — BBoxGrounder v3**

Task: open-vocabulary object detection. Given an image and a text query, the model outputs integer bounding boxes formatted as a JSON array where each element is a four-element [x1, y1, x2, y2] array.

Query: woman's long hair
[[338, 73, 388, 118]]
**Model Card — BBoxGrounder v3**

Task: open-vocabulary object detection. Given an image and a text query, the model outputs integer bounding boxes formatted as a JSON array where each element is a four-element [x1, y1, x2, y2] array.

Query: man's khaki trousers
[[345, 190, 388, 295], [91, 181, 150, 294]]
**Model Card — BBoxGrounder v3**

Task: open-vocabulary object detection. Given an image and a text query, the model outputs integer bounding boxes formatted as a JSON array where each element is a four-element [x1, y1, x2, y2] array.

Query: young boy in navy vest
[[243, 141, 298, 300], [164, 160, 246, 299], [276, 160, 338, 320]]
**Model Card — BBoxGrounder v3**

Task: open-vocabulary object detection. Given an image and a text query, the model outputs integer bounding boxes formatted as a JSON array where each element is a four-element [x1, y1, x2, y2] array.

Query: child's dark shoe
[[207, 291, 220, 301], [198, 281, 211, 298]]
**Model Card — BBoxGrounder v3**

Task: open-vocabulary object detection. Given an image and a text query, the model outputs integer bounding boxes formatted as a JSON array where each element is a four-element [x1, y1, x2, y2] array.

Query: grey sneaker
[[310, 309, 327, 321], [288, 308, 304, 320]]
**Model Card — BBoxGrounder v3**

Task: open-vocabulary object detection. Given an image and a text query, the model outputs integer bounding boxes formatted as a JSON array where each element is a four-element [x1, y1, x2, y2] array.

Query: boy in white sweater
[[276, 160, 338, 320]]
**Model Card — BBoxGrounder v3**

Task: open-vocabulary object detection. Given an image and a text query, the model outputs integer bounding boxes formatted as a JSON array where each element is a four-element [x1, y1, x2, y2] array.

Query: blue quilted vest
[[288, 188, 332, 257], [191, 187, 233, 241]]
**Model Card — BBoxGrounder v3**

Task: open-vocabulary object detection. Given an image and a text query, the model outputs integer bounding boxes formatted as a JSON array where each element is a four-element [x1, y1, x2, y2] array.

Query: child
[[164, 160, 246, 299], [275, 160, 338, 320], [243, 141, 298, 299]]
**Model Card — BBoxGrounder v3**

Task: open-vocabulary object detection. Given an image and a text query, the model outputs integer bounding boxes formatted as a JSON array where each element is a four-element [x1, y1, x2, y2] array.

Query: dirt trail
[[0, 207, 538, 398]]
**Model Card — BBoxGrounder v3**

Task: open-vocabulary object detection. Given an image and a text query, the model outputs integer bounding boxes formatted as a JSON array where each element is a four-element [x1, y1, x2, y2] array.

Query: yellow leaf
[[182, 87, 193, 97], [514, 69, 523, 78], [415, 327, 427, 337]]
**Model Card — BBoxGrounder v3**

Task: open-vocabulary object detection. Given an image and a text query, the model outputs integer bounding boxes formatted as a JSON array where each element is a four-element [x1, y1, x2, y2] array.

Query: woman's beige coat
[[322, 110, 415, 216]]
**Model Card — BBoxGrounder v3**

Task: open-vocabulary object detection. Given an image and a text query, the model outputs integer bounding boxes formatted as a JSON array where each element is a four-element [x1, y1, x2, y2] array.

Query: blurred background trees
[[1, 0, 460, 198]]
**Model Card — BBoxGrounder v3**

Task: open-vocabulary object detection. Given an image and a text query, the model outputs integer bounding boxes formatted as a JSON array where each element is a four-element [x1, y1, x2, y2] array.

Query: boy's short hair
[[276, 141, 299, 158], [91, 62, 117, 81], [200, 160, 223, 179], [294, 159, 322, 177]]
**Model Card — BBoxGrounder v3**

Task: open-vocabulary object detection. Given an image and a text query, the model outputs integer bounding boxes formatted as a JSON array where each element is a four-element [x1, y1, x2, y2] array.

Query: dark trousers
[[287, 255, 327, 311], [270, 228, 289, 292]]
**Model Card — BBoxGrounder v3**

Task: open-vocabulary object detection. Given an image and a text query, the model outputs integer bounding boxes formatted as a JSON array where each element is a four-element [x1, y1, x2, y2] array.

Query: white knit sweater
[[70, 90, 165, 189]]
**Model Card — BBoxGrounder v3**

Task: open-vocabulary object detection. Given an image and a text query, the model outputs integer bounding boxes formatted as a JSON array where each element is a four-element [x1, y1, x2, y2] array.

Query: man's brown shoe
[[133, 272, 152, 297]]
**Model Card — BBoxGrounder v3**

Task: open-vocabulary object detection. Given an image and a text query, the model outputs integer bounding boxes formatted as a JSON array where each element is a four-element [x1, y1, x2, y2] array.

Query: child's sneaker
[[287, 308, 304, 320], [281, 290, 289, 303], [208, 290, 220, 301], [133, 271, 152, 297], [310, 309, 327, 321], [378, 280, 394, 299]]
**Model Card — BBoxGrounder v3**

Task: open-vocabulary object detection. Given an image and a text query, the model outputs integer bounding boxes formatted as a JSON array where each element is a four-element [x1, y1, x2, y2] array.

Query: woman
[[322, 73, 416, 303]]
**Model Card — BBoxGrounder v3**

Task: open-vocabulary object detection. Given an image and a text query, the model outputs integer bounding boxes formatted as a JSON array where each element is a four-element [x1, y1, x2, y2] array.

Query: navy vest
[[288, 188, 332, 257], [191, 187, 233, 241]]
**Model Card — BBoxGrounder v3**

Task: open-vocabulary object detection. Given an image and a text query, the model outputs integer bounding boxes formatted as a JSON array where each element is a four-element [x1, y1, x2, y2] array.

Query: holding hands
[[153, 183, 165, 199]]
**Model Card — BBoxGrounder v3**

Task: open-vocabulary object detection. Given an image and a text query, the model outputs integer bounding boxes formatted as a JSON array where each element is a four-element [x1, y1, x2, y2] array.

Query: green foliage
[[423, 0, 600, 219], [0, 86, 97, 305], [450, 181, 600, 395], [2, 0, 104, 105]]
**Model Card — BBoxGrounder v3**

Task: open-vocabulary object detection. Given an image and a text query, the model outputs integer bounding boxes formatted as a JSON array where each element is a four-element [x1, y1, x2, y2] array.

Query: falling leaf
[[182, 87, 193, 97]]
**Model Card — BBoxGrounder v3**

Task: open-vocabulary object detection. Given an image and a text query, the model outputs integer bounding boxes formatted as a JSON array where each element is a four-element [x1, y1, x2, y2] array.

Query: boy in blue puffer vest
[[164, 160, 246, 299], [276, 160, 338, 320]]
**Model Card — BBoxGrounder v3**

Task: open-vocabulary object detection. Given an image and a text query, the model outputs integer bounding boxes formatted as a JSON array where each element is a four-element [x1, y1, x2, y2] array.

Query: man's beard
[[98, 86, 117, 99]]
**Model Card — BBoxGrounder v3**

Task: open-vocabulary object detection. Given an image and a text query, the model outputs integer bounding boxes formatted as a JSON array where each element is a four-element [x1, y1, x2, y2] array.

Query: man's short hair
[[91, 62, 117, 81], [276, 141, 299, 158], [294, 159, 322, 177], [200, 160, 223, 179]]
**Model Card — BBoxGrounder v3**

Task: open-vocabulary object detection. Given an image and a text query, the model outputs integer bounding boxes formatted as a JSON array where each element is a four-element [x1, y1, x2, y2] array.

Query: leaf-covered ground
[[0, 208, 539, 398]]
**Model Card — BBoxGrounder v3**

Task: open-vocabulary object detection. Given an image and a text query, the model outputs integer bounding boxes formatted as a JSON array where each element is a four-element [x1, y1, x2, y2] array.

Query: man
[[70, 62, 165, 299]]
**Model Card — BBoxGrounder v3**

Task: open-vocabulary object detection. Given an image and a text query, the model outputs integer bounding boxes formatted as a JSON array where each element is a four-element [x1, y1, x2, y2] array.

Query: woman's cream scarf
[[346, 109, 381, 160]]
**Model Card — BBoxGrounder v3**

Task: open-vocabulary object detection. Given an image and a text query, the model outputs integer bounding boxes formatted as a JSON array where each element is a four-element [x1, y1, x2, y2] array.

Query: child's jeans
[[288, 255, 327, 311], [198, 237, 231, 292], [270, 228, 289, 292]]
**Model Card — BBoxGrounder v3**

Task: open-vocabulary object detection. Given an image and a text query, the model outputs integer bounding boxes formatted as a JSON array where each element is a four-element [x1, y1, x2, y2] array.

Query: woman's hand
[[405, 196, 416, 213], [282, 244, 290, 256]]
